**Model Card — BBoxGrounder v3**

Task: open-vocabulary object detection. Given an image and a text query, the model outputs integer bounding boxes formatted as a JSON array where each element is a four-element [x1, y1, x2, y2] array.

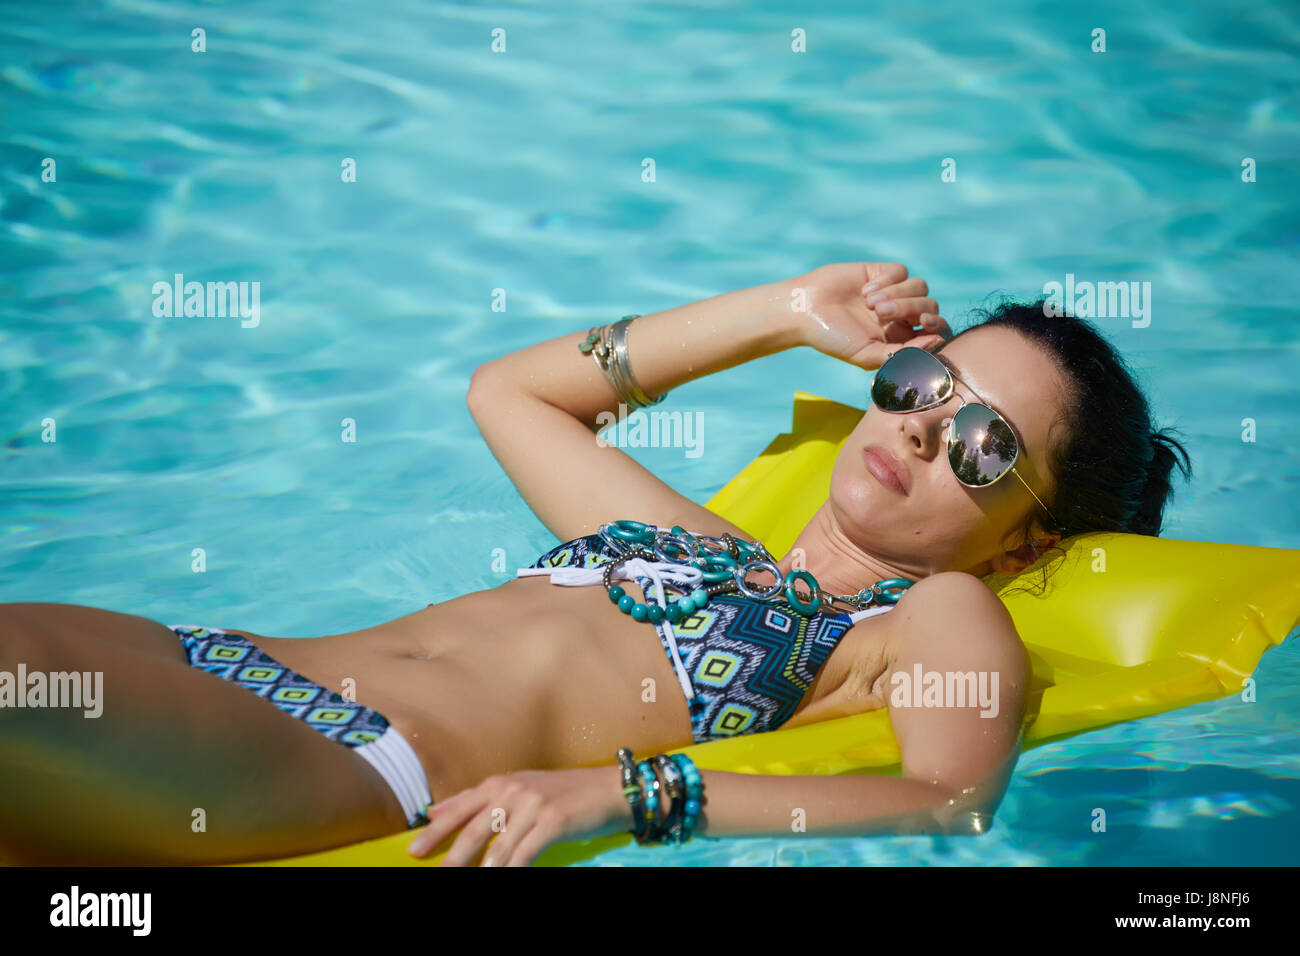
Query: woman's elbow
[[466, 361, 504, 416], [935, 805, 999, 836], [929, 784, 1005, 836]]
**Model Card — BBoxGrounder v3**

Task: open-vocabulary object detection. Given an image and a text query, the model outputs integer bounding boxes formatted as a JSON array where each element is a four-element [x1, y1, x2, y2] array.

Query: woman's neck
[[775, 503, 924, 598]]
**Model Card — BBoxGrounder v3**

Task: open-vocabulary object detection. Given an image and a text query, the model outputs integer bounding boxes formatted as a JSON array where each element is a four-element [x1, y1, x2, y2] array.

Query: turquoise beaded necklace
[[595, 519, 914, 622]]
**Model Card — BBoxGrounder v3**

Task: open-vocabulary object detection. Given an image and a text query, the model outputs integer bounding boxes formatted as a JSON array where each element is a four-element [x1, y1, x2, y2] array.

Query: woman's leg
[[0, 603, 409, 864]]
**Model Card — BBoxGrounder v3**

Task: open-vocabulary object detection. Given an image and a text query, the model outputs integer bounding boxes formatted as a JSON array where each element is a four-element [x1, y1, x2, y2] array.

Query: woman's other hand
[[790, 261, 952, 370], [407, 766, 630, 867]]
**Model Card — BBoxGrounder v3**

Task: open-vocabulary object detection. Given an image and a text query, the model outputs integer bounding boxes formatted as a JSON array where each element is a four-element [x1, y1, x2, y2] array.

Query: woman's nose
[[902, 407, 947, 452]]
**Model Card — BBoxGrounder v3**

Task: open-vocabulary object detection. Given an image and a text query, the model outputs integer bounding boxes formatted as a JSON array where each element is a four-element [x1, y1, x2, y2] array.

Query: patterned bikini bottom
[[167, 624, 434, 828]]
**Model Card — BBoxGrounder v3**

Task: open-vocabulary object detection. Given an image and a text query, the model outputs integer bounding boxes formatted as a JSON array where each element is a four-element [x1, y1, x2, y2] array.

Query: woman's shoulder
[[889, 572, 1012, 631], [881, 571, 1027, 670]]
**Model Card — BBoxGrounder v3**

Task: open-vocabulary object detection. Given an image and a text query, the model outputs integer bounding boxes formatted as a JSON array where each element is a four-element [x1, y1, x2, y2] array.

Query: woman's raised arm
[[465, 263, 946, 543]]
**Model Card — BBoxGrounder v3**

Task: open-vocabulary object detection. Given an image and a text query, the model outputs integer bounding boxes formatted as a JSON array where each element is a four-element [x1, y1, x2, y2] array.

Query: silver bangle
[[589, 324, 613, 377], [606, 319, 643, 406], [590, 322, 639, 407], [580, 314, 668, 410], [609, 316, 665, 409]]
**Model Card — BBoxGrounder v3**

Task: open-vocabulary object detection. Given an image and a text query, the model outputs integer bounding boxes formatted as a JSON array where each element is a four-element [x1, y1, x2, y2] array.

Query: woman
[[0, 261, 1190, 866]]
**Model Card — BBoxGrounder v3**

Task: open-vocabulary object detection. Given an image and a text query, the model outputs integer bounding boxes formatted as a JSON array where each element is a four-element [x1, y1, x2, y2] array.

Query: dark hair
[[944, 296, 1192, 568]]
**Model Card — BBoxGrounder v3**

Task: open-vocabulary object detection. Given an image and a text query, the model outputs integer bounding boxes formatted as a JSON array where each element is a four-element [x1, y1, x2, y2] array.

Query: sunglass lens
[[948, 403, 1018, 486], [872, 349, 951, 411]]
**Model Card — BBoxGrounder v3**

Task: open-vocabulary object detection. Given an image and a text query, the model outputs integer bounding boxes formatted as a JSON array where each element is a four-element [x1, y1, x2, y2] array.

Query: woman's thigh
[[0, 603, 409, 864]]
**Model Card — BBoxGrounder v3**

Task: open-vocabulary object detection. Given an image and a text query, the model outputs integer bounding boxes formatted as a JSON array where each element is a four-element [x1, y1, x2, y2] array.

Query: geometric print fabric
[[168, 625, 390, 747]]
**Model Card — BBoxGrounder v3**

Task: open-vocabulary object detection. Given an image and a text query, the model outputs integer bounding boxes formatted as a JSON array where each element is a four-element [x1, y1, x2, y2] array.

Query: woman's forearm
[[687, 769, 987, 840], [477, 277, 805, 426]]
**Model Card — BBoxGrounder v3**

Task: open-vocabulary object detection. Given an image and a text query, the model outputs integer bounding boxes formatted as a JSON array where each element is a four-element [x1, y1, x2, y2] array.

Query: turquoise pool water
[[2, 0, 1297, 865]]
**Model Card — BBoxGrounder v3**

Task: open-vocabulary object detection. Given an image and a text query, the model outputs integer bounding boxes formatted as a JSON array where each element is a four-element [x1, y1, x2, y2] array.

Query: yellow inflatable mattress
[[248, 391, 1300, 866]]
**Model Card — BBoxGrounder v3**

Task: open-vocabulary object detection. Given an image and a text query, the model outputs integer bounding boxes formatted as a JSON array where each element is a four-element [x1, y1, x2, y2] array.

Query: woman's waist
[[240, 592, 696, 781]]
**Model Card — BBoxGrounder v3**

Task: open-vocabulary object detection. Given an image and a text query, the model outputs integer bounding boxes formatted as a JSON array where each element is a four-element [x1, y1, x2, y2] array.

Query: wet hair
[[943, 297, 1192, 580]]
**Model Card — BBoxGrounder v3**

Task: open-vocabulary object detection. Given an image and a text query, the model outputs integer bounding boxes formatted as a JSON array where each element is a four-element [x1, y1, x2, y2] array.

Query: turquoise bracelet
[[669, 754, 703, 843], [620, 750, 703, 846], [635, 760, 660, 844]]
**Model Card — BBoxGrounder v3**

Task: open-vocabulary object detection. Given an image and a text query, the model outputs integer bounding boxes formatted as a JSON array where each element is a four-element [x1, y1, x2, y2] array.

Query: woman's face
[[828, 325, 1069, 579]]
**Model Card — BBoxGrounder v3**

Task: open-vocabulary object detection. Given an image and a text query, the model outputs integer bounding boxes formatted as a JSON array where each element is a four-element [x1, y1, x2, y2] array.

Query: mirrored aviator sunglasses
[[870, 348, 1056, 520]]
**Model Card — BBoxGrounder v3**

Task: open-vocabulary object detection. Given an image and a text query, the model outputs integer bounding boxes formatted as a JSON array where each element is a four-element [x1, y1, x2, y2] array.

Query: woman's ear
[[989, 527, 1062, 576]]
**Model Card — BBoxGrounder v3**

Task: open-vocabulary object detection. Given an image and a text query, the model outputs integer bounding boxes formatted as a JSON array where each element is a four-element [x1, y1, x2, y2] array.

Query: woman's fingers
[[408, 789, 481, 857], [405, 768, 604, 867], [503, 813, 563, 867], [860, 333, 945, 370], [860, 262, 908, 292], [882, 320, 915, 343], [882, 316, 949, 344], [867, 276, 929, 304], [869, 294, 939, 322], [919, 313, 953, 339], [436, 803, 503, 867], [912, 331, 947, 351], [477, 795, 544, 867]]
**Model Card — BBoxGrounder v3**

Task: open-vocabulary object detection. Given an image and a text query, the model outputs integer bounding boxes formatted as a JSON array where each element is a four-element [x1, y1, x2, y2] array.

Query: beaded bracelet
[[635, 760, 661, 843], [669, 754, 703, 842], [615, 748, 650, 844], [616, 748, 703, 846], [640, 755, 702, 844], [653, 754, 686, 842]]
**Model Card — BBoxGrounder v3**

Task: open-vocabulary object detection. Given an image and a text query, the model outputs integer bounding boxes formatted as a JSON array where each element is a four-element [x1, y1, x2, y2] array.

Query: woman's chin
[[832, 470, 902, 513], [829, 483, 897, 536]]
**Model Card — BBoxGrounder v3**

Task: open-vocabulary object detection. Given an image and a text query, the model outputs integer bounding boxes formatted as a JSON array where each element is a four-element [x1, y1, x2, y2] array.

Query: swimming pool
[[2, 0, 1297, 865]]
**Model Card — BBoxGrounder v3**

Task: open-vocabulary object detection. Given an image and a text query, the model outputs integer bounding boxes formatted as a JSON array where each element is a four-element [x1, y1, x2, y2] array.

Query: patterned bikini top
[[528, 532, 898, 745]]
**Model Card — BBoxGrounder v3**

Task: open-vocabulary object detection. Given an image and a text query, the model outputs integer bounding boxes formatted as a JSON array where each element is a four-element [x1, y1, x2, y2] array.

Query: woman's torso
[[235, 532, 899, 799]]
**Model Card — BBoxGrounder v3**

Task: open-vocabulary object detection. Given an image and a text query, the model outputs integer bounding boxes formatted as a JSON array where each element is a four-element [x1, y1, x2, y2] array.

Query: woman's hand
[[407, 766, 631, 867], [789, 261, 952, 370]]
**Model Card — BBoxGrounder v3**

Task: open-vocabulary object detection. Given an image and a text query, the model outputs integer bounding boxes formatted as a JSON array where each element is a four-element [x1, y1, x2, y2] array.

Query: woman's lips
[[863, 445, 910, 495]]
